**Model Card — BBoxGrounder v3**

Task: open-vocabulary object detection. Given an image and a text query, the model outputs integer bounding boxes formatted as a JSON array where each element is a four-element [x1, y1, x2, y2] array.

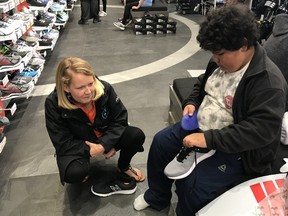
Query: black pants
[[64, 126, 145, 184], [121, 0, 138, 25], [80, 0, 99, 21], [98, 0, 107, 12]]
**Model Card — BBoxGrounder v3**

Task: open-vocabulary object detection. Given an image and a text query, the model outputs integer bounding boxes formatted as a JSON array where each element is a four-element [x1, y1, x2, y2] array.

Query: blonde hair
[[55, 57, 104, 109]]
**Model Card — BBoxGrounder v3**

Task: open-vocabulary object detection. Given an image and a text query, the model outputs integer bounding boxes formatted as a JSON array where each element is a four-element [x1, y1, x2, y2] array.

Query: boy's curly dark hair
[[196, 4, 260, 52]]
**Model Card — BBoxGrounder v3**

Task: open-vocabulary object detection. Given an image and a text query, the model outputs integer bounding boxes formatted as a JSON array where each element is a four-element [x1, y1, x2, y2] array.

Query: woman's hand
[[132, 5, 139, 10], [183, 133, 207, 148], [104, 148, 116, 159], [85, 141, 105, 157]]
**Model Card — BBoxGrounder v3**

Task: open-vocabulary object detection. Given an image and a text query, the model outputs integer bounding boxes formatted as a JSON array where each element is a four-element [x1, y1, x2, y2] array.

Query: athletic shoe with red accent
[[0, 82, 34, 100], [0, 56, 22, 71]]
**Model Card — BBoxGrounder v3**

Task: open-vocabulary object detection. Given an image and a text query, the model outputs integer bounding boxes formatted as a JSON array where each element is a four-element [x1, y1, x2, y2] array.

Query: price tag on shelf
[[2, 75, 9, 87], [8, 0, 14, 10], [10, 103, 17, 116]]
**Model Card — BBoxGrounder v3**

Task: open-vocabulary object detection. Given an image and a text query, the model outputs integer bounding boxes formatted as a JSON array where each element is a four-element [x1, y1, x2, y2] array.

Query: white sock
[[133, 193, 149, 210]]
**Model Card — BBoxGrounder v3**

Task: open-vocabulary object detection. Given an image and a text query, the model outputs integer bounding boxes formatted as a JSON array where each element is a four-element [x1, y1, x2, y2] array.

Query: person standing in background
[[78, 0, 101, 24], [113, 0, 153, 30], [98, 0, 107, 16]]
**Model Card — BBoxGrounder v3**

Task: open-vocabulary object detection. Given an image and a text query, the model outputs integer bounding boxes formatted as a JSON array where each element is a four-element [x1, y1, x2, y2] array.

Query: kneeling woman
[[45, 57, 145, 196]]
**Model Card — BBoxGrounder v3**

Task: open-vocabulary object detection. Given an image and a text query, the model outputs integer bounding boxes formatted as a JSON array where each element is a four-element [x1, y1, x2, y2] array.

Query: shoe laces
[[176, 147, 193, 163]]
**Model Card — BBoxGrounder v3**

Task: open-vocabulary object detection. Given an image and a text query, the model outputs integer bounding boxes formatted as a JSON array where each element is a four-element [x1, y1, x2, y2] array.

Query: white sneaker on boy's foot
[[113, 21, 125, 31], [134, 193, 150, 210]]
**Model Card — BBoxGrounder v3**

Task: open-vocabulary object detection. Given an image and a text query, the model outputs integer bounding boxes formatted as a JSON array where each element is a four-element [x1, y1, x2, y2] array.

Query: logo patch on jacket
[[102, 108, 109, 119]]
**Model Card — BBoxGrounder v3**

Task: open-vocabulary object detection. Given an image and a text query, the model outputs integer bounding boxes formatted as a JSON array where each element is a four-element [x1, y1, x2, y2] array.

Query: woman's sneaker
[[91, 178, 137, 197]]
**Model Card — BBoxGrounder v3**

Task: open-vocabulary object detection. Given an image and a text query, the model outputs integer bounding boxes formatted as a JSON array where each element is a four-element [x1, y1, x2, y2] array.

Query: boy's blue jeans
[[144, 122, 245, 216]]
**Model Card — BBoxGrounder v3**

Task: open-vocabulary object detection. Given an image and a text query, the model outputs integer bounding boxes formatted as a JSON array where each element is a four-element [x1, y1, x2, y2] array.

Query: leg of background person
[[144, 122, 191, 210], [115, 126, 145, 171], [122, 0, 138, 24], [64, 158, 90, 184], [175, 151, 246, 216], [98, 0, 101, 13], [102, 0, 107, 12], [80, 0, 91, 21], [90, 0, 100, 20]]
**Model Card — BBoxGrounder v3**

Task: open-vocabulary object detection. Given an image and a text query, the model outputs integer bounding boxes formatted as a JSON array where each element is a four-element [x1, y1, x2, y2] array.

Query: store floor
[[0, 1, 212, 215]]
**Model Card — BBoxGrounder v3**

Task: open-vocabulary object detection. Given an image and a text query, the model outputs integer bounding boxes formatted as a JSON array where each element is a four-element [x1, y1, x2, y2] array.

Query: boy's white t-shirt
[[197, 63, 250, 131]]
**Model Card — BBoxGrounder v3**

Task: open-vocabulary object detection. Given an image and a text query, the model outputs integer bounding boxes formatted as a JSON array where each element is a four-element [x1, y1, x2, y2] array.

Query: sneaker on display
[[26, 0, 47, 7], [2, 17, 23, 32], [7, 50, 33, 65], [164, 147, 216, 180], [0, 56, 22, 71], [48, 3, 65, 13], [21, 32, 40, 43], [9, 75, 33, 85], [113, 21, 125, 31], [17, 39, 39, 48], [0, 0, 10, 4], [38, 38, 53, 46], [0, 81, 34, 99], [0, 116, 10, 127], [5, 43, 33, 53], [17, 66, 39, 78], [29, 57, 45, 66], [0, 21, 14, 38], [37, 12, 56, 23], [33, 18, 53, 27], [91, 178, 137, 197]]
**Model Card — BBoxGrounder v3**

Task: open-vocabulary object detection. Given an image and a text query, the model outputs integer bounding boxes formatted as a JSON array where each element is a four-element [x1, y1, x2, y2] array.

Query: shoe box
[[133, 14, 177, 35]]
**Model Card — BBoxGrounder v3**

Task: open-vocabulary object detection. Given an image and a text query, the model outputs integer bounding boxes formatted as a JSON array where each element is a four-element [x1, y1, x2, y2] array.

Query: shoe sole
[[91, 185, 137, 197], [166, 150, 216, 180]]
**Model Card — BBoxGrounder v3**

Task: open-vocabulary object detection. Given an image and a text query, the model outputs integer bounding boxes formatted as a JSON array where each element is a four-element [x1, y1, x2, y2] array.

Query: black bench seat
[[131, 0, 168, 18]]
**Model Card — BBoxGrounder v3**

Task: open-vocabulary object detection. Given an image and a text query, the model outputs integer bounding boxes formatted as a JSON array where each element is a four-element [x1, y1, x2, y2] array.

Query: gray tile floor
[[0, 1, 212, 215]]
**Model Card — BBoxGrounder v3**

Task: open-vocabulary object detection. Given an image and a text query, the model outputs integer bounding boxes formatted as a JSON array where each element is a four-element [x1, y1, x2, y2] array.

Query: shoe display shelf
[[0, 0, 34, 42], [28, 0, 52, 11], [0, 19, 34, 42], [29, 2, 69, 49], [0, 99, 15, 154], [0, 1, 37, 107], [0, 0, 21, 14]]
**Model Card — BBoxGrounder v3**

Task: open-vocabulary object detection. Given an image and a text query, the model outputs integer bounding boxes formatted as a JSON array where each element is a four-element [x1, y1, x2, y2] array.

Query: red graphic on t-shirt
[[224, 95, 233, 109]]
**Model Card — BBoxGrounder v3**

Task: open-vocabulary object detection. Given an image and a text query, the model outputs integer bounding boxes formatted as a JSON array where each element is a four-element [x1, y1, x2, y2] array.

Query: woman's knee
[[64, 159, 90, 184], [124, 126, 145, 147]]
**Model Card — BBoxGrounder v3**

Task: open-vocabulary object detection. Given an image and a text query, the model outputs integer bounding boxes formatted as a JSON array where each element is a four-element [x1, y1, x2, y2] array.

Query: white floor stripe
[[32, 11, 201, 97], [187, 69, 205, 77]]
